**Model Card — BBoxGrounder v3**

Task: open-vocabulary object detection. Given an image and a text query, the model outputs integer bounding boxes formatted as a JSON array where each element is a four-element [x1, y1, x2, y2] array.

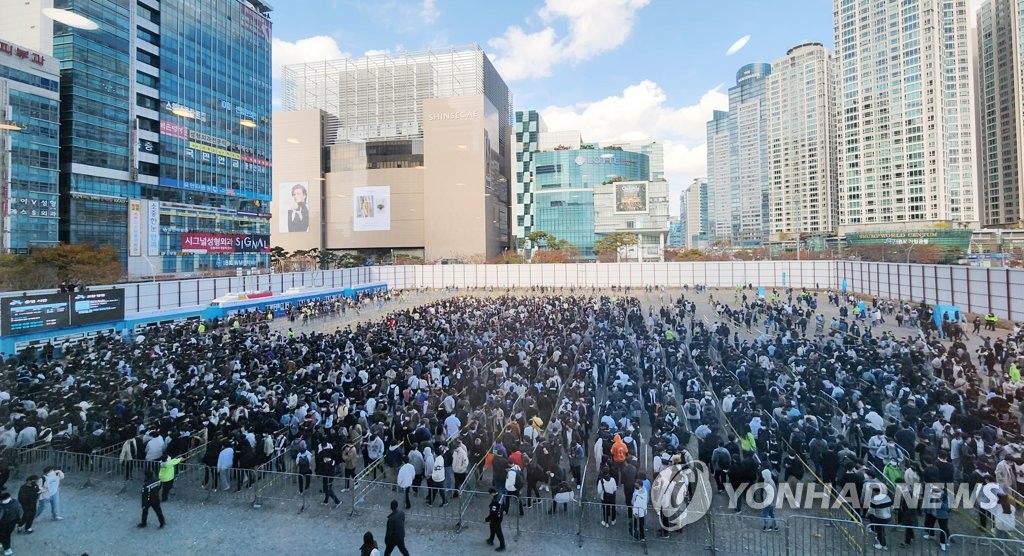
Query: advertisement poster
[[352, 185, 391, 232], [181, 232, 270, 254], [128, 199, 142, 256], [279, 181, 309, 233], [615, 182, 648, 213]]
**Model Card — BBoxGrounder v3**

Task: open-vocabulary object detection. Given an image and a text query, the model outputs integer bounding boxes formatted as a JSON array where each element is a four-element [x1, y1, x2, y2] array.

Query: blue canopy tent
[[933, 305, 964, 328]]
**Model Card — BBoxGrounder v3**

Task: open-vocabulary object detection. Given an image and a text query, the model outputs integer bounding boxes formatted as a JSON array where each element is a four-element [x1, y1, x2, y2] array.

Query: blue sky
[[270, 0, 835, 214]]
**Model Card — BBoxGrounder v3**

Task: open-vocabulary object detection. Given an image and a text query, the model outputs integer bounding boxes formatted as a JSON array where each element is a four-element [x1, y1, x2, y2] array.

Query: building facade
[[685, 178, 709, 249], [0, 39, 60, 252], [593, 179, 670, 261], [277, 45, 513, 262], [706, 63, 773, 247], [975, 0, 1024, 227], [834, 0, 979, 234], [766, 42, 838, 242], [3, 0, 274, 275]]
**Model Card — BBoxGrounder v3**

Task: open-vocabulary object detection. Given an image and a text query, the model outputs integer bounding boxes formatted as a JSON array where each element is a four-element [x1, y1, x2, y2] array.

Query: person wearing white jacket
[[630, 479, 649, 541], [451, 441, 469, 495], [427, 449, 447, 507], [396, 457, 415, 510]]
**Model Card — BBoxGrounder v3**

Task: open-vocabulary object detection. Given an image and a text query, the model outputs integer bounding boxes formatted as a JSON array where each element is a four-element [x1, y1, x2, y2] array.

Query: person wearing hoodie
[[295, 441, 314, 494], [760, 467, 778, 532], [426, 446, 448, 507], [630, 478, 649, 541], [0, 490, 23, 555], [366, 433, 385, 480]]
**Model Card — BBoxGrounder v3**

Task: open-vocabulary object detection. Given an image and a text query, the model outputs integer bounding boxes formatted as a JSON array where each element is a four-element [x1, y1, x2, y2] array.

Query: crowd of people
[[0, 281, 1022, 553]]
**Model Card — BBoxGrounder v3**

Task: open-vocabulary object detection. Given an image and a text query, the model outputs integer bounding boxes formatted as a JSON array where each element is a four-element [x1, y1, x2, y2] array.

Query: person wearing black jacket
[[318, 455, 340, 506], [138, 470, 165, 528], [384, 500, 409, 556], [15, 475, 38, 534], [485, 488, 506, 552]]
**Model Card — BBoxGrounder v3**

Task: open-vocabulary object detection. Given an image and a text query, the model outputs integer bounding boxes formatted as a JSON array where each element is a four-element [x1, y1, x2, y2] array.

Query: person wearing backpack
[[295, 442, 313, 494], [502, 464, 524, 517], [0, 490, 23, 555]]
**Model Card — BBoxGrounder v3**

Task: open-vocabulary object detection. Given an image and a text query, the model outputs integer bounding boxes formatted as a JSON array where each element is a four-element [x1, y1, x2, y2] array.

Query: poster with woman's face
[[279, 181, 310, 233], [352, 186, 391, 231]]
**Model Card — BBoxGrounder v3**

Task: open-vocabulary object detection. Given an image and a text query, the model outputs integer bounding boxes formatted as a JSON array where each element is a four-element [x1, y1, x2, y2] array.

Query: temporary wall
[[3, 260, 1022, 321]]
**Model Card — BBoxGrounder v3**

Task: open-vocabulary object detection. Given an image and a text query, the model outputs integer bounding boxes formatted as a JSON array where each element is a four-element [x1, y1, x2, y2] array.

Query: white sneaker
[[601, 521, 608, 527], [940, 544, 947, 552], [5, 549, 12, 555]]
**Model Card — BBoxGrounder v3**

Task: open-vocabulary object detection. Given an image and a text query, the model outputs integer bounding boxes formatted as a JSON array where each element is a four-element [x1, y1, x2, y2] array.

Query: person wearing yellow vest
[[739, 430, 757, 457], [1010, 362, 1021, 384], [197, 322, 206, 334], [232, 318, 240, 329], [158, 453, 184, 502], [985, 313, 998, 331]]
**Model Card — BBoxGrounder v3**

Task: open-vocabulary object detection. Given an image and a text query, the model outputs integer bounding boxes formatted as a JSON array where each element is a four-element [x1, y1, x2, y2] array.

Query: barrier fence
[[9, 446, 1024, 555]]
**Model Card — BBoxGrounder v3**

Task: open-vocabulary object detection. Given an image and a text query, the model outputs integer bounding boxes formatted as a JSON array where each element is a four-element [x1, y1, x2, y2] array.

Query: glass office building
[[46, 0, 273, 275], [0, 40, 60, 252], [531, 149, 649, 259]]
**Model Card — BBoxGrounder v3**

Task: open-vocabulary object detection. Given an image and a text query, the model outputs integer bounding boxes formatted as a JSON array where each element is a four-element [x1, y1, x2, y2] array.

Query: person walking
[[867, 491, 893, 549], [318, 454, 340, 507], [485, 488, 506, 552], [36, 467, 63, 521], [158, 453, 183, 502], [14, 476, 37, 535], [923, 486, 951, 551], [137, 470, 165, 529], [0, 491, 22, 556], [384, 500, 409, 556]]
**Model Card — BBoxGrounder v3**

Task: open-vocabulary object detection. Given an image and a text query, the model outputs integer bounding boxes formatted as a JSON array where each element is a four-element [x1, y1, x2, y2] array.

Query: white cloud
[[421, 0, 439, 24], [488, 0, 650, 81], [272, 36, 347, 78], [726, 35, 751, 56], [541, 81, 728, 216]]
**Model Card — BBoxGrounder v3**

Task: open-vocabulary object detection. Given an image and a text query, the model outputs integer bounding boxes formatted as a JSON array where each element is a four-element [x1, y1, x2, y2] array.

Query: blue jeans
[[761, 505, 776, 529], [38, 492, 60, 519]]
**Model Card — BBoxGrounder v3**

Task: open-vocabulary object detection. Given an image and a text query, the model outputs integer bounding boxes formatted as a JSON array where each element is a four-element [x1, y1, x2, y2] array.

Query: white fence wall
[[4, 260, 1022, 321], [413, 261, 837, 290], [836, 261, 1024, 321]]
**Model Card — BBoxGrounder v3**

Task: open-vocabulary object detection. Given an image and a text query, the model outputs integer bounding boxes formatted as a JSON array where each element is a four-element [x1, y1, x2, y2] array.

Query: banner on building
[[614, 182, 648, 213], [352, 185, 391, 232], [128, 199, 142, 256], [181, 232, 270, 254], [147, 200, 161, 256]]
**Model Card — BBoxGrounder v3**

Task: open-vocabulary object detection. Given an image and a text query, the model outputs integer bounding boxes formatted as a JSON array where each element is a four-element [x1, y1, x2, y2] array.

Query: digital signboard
[[1, 289, 126, 336], [1, 294, 71, 336], [71, 289, 125, 327]]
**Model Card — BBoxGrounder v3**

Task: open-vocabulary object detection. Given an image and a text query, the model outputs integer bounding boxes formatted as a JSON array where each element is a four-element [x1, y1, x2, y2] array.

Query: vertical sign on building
[[128, 199, 142, 256], [147, 200, 160, 256]]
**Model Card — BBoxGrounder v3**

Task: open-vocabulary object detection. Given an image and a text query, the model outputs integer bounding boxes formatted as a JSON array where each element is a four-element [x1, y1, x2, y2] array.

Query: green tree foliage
[[0, 244, 123, 290]]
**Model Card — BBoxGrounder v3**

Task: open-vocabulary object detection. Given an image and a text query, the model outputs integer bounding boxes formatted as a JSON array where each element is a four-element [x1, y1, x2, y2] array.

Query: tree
[[525, 230, 552, 250], [269, 246, 290, 272], [0, 244, 123, 290], [532, 250, 568, 264], [594, 232, 639, 262], [489, 252, 526, 264]]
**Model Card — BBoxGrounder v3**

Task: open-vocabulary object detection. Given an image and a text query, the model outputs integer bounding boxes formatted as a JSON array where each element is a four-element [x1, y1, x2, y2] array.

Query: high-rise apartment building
[[277, 45, 513, 261], [834, 0, 978, 233], [975, 0, 1024, 227], [766, 42, 838, 242], [705, 63, 772, 246], [2, 0, 274, 276]]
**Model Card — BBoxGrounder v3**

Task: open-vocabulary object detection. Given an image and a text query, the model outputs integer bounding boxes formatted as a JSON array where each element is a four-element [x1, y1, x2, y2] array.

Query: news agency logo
[[654, 461, 712, 531]]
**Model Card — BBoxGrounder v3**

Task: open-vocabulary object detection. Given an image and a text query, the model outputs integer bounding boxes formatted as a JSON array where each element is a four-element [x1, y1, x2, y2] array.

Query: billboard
[[353, 185, 391, 232], [278, 181, 310, 233], [71, 290, 125, 327], [181, 232, 270, 254], [1, 294, 70, 336], [615, 182, 648, 213], [147, 200, 161, 256]]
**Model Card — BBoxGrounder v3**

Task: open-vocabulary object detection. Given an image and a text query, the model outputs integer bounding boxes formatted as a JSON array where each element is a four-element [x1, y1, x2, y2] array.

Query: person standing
[[485, 488, 506, 552], [0, 491, 22, 556], [630, 479, 648, 541], [384, 500, 409, 556], [37, 467, 63, 521], [14, 476, 37, 535], [158, 454, 183, 502], [137, 470, 165, 529], [360, 531, 380, 556], [318, 455, 340, 507]]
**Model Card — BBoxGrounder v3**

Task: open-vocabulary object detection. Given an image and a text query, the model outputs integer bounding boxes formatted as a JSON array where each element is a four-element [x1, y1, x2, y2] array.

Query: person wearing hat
[[485, 487, 506, 552], [138, 470, 165, 529]]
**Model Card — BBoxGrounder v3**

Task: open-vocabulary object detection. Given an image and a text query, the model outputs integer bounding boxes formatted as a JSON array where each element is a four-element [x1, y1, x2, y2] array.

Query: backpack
[[297, 453, 312, 475], [505, 469, 518, 492]]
